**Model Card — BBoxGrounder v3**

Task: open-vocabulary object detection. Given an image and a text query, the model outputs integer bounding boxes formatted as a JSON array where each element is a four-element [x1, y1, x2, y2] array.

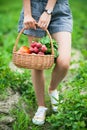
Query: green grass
[[70, 0, 87, 53], [0, 0, 87, 129]]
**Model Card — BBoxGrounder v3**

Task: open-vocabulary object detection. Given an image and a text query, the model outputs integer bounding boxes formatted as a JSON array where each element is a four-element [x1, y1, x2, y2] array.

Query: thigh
[[52, 32, 72, 63]]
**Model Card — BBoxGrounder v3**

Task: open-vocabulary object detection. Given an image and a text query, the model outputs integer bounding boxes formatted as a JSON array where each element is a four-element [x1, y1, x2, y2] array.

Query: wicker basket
[[12, 28, 54, 70]]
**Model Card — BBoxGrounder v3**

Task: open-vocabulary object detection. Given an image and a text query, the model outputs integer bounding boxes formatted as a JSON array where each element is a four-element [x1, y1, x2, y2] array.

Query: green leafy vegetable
[[38, 36, 59, 59]]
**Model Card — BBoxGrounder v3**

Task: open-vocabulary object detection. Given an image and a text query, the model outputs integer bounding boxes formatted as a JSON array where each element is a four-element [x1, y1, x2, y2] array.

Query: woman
[[18, 0, 73, 125]]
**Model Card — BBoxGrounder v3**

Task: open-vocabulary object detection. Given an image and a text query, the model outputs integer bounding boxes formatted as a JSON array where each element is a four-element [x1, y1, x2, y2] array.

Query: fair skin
[[23, 0, 72, 106], [23, 0, 57, 30], [28, 33, 71, 106]]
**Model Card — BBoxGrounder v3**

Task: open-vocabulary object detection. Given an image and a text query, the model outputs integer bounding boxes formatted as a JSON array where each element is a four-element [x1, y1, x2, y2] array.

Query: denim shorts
[[18, 0, 73, 37]]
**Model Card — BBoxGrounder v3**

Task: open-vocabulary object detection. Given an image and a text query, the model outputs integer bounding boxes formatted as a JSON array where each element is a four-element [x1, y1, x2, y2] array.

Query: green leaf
[[38, 36, 59, 58]]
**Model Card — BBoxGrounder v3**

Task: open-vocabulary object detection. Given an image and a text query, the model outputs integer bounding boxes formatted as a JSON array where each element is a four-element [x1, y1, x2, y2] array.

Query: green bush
[[12, 105, 31, 130], [0, 54, 36, 104], [47, 61, 87, 130]]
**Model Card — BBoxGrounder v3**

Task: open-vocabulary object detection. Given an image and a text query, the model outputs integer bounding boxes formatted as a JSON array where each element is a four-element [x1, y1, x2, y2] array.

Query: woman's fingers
[[24, 21, 36, 29], [38, 12, 51, 30], [23, 12, 51, 30], [38, 20, 47, 30], [23, 16, 37, 29], [29, 21, 37, 29], [24, 21, 30, 29]]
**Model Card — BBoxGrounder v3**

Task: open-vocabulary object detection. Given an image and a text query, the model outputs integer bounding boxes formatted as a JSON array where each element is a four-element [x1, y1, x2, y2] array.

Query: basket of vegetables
[[12, 28, 58, 70]]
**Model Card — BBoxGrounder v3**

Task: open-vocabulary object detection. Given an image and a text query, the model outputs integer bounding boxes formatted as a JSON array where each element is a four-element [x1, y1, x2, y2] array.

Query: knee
[[56, 57, 70, 71]]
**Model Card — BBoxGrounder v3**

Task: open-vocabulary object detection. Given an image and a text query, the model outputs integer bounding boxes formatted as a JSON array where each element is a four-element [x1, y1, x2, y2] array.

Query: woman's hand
[[23, 15, 37, 30], [38, 12, 51, 30]]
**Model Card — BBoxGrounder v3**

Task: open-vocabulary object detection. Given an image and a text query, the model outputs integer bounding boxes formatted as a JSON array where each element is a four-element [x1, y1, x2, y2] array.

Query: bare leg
[[32, 69, 45, 106], [49, 32, 72, 91], [28, 36, 45, 106]]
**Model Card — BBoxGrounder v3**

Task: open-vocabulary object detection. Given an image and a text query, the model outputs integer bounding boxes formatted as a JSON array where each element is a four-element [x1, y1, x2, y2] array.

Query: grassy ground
[[0, 0, 87, 130]]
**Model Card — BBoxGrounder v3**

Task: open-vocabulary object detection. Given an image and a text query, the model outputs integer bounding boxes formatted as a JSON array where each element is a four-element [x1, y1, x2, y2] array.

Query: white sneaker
[[32, 106, 48, 125], [49, 89, 59, 112]]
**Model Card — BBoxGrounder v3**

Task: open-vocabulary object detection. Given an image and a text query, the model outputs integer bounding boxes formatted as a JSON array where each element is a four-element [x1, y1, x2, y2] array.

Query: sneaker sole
[[32, 119, 45, 125]]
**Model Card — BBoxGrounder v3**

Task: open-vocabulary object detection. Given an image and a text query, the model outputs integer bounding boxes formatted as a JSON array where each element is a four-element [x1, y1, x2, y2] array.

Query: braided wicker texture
[[12, 28, 54, 70]]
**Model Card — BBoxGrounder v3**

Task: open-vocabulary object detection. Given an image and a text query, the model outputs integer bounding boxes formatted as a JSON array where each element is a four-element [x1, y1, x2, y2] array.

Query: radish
[[30, 47, 34, 53], [31, 42, 37, 48], [33, 47, 39, 53], [38, 51, 44, 55], [36, 43, 42, 48], [41, 45, 47, 52]]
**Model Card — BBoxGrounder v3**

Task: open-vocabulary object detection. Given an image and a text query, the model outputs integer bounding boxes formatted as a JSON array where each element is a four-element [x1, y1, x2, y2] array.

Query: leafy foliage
[[0, 0, 87, 129], [12, 105, 31, 130], [47, 61, 87, 130], [38, 35, 59, 58]]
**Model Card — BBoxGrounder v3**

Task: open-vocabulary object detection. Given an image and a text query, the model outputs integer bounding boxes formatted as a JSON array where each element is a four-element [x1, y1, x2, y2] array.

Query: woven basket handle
[[13, 28, 54, 55]]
